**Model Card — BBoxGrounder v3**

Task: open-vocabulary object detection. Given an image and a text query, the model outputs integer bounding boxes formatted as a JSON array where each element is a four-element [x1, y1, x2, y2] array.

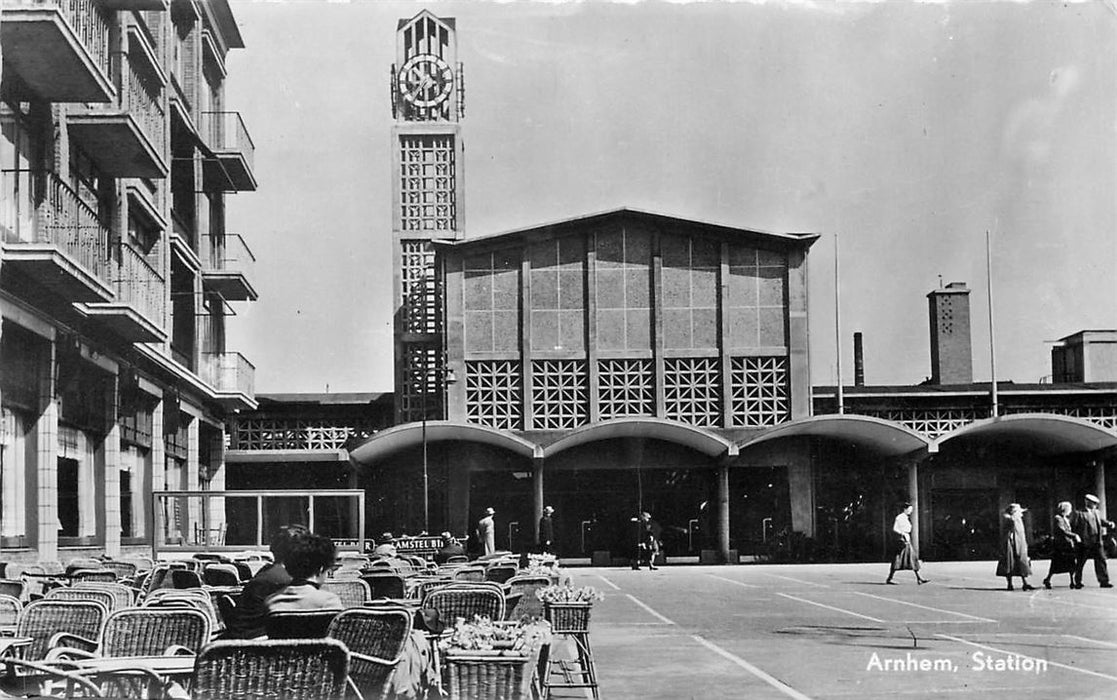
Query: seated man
[[222, 524, 308, 639], [434, 531, 466, 564], [265, 532, 344, 613]]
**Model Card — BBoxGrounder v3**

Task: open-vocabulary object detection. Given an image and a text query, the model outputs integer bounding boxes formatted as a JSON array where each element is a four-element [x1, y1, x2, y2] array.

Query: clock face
[[399, 54, 454, 108]]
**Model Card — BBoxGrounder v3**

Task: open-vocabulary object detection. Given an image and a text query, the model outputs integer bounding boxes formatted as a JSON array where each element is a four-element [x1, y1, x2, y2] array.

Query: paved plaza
[[559, 561, 1117, 699]]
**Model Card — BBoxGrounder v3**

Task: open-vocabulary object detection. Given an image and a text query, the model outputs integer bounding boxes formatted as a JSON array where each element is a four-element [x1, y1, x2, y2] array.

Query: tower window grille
[[400, 134, 456, 232], [401, 240, 440, 333], [400, 344, 442, 422], [531, 360, 588, 430], [598, 358, 654, 419], [729, 356, 790, 427], [664, 357, 721, 427], [465, 360, 523, 430]]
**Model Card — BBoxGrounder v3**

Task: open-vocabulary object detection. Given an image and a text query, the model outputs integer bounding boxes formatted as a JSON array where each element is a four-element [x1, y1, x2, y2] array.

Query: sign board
[[394, 536, 445, 552]]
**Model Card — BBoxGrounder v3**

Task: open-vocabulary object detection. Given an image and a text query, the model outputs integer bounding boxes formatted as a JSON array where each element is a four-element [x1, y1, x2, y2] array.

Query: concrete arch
[[541, 417, 735, 459], [933, 412, 1117, 456], [348, 420, 541, 465], [737, 413, 934, 458]]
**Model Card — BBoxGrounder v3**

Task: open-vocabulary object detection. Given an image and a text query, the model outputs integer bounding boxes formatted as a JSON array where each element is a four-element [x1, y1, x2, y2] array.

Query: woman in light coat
[[996, 503, 1034, 591]]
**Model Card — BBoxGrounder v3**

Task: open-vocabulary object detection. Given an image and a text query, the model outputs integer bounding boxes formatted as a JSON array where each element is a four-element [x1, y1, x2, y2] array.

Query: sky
[[223, 0, 1117, 394]]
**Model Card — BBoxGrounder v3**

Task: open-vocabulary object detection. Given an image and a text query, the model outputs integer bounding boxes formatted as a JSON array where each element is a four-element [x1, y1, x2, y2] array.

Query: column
[[907, 459, 920, 554], [186, 416, 199, 544], [1095, 459, 1107, 517], [150, 397, 165, 555], [717, 465, 730, 563], [35, 345, 59, 563], [103, 421, 122, 557], [533, 457, 544, 543], [787, 443, 815, 538]]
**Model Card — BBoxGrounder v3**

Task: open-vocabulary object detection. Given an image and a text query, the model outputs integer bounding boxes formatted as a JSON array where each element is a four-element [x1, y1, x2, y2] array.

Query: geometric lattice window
[[400, 134, 456, 232], [401, 240, 440, 333], [400, 344, 440, 423], [466, 360, 522, 430], [230, 418, 379, 451], [664, 357, 721, 427], [730, 356, 789, 427], [531, 360, 588, 430], [598, 358, 653, 419], [864, 408, 984, 440]]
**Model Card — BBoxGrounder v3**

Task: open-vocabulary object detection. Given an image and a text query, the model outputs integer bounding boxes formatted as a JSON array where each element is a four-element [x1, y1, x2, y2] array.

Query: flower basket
[[544, 601, 592, 634], [443, 650, 539, 700]]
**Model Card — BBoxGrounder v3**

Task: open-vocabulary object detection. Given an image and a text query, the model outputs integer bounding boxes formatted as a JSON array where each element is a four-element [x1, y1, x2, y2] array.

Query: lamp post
[[421, 365, 456, 534]]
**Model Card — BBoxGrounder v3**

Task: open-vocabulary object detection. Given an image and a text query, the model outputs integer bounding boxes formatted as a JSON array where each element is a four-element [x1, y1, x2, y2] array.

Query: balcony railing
[[203, 111, 254, 169], [1, 171, 111, 285], [206, 233, 254, 275], [201, 351, 255, 398], [124, 55, 166, 156], [112, 241, 165, 327], [1, 0, 113, 101]]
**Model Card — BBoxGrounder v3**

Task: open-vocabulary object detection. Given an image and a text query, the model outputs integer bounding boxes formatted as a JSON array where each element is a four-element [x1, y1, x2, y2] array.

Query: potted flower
[[439, 616, 552, 700], [536, 585, 604, 633]]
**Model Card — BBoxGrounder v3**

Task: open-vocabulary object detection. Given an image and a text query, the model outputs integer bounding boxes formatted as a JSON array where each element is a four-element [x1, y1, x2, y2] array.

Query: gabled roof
[[434, 207, 820, 253]]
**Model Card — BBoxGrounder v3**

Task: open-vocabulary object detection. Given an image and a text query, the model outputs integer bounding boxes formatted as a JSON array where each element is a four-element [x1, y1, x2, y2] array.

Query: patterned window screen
[[598, 358, 654, 419], [661, 235, 719, 350], [400, 343, 441, 422], [531, 360, 588, 429], [399, 134, 456, 232], [729, 356, 789, 427], [664, 357, 721, 427], [727, 245, 787, 350], [594, 229, 652, 351], [465, 360, 523, 430]]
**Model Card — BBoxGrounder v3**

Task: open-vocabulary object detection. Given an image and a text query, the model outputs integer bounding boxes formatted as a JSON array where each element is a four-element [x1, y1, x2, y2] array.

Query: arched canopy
[[541, 417, 735, 459], [738, 414, 933, 458], [349, 420, 540, 465], [934, 413, 1117, 456]]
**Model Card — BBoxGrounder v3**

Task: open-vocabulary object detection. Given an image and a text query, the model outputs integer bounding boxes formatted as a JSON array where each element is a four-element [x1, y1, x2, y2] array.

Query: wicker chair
[[452, 566, 486, 582], [190, 639, 350, 700], [16, 600, 109, 661], [327, 607, 412, 700], [143, 589, 223, 633], [50, 606, 212, 658], [445, 555, 469, 564], [45, 587, 119, 613], [484, 565, 518, 584], [322, 578, 370, 608], [505, 575, 550, 620], [72, 582, 136, 610], [97, 560, 137, 582], [70, 569, 118, 584], [265, 610, 339, 640], [0, 593, 22, 629], [424, 585, 505, 626], [0, 578, 25, 600], [409, 578, 451, 601], [65, 558, 104, 576], [361, 573, 406, 600], [202, 564, 240, 587]]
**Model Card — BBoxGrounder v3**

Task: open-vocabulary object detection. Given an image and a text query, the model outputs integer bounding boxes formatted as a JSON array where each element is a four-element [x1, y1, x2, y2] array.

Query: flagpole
[[986, 230, 998, 417]]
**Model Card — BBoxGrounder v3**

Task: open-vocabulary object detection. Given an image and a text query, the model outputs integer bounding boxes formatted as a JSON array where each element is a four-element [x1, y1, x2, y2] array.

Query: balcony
[[0, 172, 113, 302], [77, 241, 167, 343], [201, 350, 256, 408], [1, 0, 114, 103], [100, 0, 168, 10], [201, 233, 257, 302], [201, 111, 257, 192], [67, 55, 168, 178]]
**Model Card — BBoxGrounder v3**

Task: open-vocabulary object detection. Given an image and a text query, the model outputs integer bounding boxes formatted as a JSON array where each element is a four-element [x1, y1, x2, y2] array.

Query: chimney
[[853, 332, 865, 386], [927, 282, 973, 385]]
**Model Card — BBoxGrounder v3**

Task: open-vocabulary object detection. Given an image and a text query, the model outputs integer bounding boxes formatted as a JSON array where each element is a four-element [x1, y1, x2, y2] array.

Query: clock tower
[[391, 11, 465, 423]]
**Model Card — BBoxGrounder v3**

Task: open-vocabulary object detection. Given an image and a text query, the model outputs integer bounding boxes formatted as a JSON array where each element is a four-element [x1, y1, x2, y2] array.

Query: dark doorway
[[729, 467, 791, 557], [930, 488, 999, 559]]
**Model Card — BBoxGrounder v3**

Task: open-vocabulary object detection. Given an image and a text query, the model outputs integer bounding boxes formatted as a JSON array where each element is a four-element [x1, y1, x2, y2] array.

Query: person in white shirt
[[886, 503, 928, 585]]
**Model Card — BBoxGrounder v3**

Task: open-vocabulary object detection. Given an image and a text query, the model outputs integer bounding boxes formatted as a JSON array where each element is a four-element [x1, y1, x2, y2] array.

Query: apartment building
[[0, 0, 257, 565]]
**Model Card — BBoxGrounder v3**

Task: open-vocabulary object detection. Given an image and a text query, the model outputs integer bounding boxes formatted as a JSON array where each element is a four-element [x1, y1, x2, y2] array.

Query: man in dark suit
[[1070, 494, 1114, 589], [538, 506, 555, 554]]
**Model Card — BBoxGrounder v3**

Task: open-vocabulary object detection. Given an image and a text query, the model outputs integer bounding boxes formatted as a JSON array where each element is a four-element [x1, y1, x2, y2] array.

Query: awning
[[935, 413, 1117, 455], [738, 414, 933, 458], [348, 420, 540, 465], [541, 417, 734, 459]]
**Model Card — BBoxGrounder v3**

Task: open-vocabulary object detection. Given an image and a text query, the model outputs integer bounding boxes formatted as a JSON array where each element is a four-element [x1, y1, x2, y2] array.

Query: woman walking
[[1043, 501, 1079, 589], [886, 503, 928, 585], [996, 503, 1034, 591]]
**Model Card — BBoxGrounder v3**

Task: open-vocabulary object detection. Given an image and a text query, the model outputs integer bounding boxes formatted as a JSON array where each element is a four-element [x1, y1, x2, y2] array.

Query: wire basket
[[543, 601, 592, 634], [443, 651, 537, 700]]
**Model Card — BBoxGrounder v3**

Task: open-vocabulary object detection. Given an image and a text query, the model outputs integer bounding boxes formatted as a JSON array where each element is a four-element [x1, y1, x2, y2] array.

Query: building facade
[[0, 0, 257, 566]]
